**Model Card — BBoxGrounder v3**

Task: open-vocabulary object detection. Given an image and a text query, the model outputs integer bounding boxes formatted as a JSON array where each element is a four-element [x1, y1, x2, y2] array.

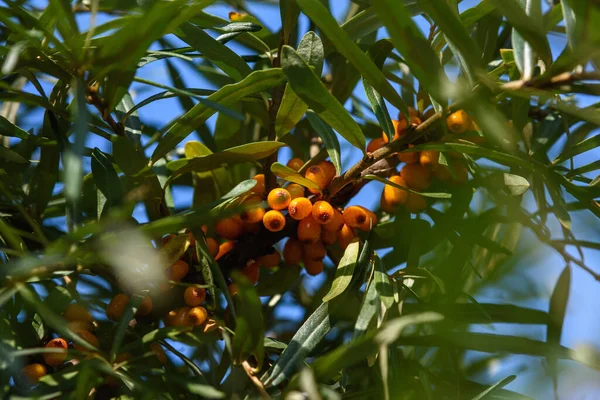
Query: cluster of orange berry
[[367, 108, 476, 214], [18, 303, 166, 386]]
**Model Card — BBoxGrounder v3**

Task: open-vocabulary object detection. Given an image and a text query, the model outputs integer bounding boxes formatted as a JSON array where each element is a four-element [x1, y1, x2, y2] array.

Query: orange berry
[[283, 238, 303, 265], [312, 201, 334, 225], [297, 215, 322, 244], [215, 241, 235, 260], [367, 137, 387, 153], [150, 343, 167, 364], [405, 192, 427, 213], [323, 209, 344, 232], [73, 330, 99, 351], [304, 165, 329, 193], [318, 161, 336, 183], [420, 150, 440, 167], [286, 183, 305, 199], [186, 306, 208, 326], [304, 259, 324, 276], [263, 210, 286, 232], [243, 221, 261, 234], [241, 196, 265, 224], [215, 216, 244, 240], [393, 117, 422, 141], [343, 206, 368, 229], [173, 307, 191, 327], [64, 304, 93, 323], [321, 229, 337, 245], [446, 110, 471, 134], [43, 338, 68, 366], [107, 294, 130, 321], [267, 188, 291, 210], [433, 161, 468, 184], [401, 163, 432, 190], [258, 249, 281, 269], [382, 175, 408, 212], [286, 157, 304, 171], [184, 287, 207, 307], [356, 207, 377, 231], [288, 197, 312, 220], [67, 320, 92, 333], [303, 241, 326, 261], [164, 309, 178, 326], [242, 260, 260, 284], [251, 174, 265, 194], [135, 296, 152, 317], [20, 363, 47, 384], [170, 260, 190, 281], [398, 144, 419, 164], [338, 224, 356, 250], [206, 238, 219, 258]]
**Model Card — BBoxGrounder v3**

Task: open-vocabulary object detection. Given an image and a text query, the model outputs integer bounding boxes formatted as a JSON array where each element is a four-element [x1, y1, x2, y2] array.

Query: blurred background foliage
[[1, 0, 600, 399]]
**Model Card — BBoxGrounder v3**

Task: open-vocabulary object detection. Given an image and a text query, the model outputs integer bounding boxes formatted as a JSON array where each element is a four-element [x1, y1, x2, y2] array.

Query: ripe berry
[[283, 238, 303, 265], [305, 165, 329, 193], [420, 150, 440, 167], [433, 160, 468, 184], [288, 197, 312, 220], [397, 144, 419, 164], [318, 161, 336, 183], [446, 110, 471, 134], [263, 210, 286, 232], [338, 224, 356, 250], [401, 163, 432, 190], [135, 296, 152, 317], [251, 174, 265, 194], [107, 294, 130, 321], [67, 320, 92, 333], [43, 338, 68, 366], [184, 287, 207, 307], [241, 196, 265, 224], [186, 306, 208, 326], [321, 229, 337, 245], [287, 157, 304, 171], [164, 309, 178, 326], [312, 201, 334, 225], [64, 304, 93, 323], [405, 192, 427, 213], [206, 238, 219, 258], [215, 241, 235, 260], [267, 188, 292, 210], [393, 116, 422, 140], [20, 363, 47, 385], [170, 260, 190, 281], [357, 207, 377, 231], [150, 343, 167, 364], [215, 216, 244, 240], [297, 215, 322, 243], [286, 183, 305, 199], [172, 307, 191, 327], [382, 175, 408, 212], [73, 330, 99, 351], [343, 206, 368, 228], [323, 209, 344, 232], [242, 260, 260, 284], [258, 249, 281, 269], [303, 241, 326, 261], [367, 137, 387, 153], [304, 259, 324, 276]]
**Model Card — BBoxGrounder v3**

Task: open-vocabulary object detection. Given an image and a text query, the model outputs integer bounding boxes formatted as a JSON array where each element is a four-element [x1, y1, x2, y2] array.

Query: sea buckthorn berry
[[420, 150, 440, 167], [150, 343, 167, 364], [184, 287, 207, 307], [323, 209, 344, 232], [288, 197, 312, 220], [357, 207, 377, 231], [21, 363, 47, 385], [367, 137, 387, 154], [215, 241, 235, 260], [338, 224, 356, 250], [173, 307, 191, 327], [67, 320, 92, 333], [242, 260, 260, 284], [283, 238, 303, 265], [303, 241, 326, 261], [241, 195, 265, 224], [405, 192, 427, 213], [401, 163, 432, 190], [297, 215, 322, 243], [107, 294, 130, 321], [318, 161, 336, 183], [287, 157, 304, 171], [380, 193, 396, 214], [135, 296, 152, 317], [206, 238, 219, 258], [73, 330, 99, 351], [243, 222, 261, 234], [397, 144, 419, 164], [343, 206, 368, 228], [321, 229, 337, 245], [446, 110, 471, 134], [433, 162, 468, 184], [164, 309, 178, 326], [251, 174, 265, 194], [215, 216, 244, 240], [64, 303, 93, 323], [43, 338, 68, 366], [263, 210, 286, 232], [286, 183, 305, 200], [304, 259, 324, 276], [382, 175, 409, 211], [304, 165, 329, 193], [186, 306, 208, 326], [170, 260, 190, 281], [312, 201, 334, 225], [393, 117, 422, 140], [258, 249, 281, 269], [267, 188, 291, 211]]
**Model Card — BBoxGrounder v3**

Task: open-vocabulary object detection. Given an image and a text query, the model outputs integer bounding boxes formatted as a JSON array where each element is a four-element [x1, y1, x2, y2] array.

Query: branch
[[86, 86, 125, 136], [502, 70, 600, 91]]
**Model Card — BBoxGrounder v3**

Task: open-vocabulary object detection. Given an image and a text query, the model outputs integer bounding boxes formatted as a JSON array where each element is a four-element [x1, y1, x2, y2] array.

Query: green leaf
[[471, 375, 517, 400], [511, 0, 541, 80], [91, 148, 123, 217], [275, 31, 324, 138], [363, 174, 452, 198], [503, 173, 530, 196], [362, 79, 395, 142], [115, 92, 142, 147], [166, 142, 286, 180], [553, 134, 600, 164], [256, 265, 302, 297], [353, 267, 378, 339], [280, 45, 365, 151], [0, 116, 29, 139], [305, 111, 342, 175], [547, 266, 570, 384], [297, 0, 407, 111], [270, 162, 322, 193], [0, 145, 29, 164], [323, 240, 360, 302], [151, 68, 286, 162], [231, 275, 264, 367], [373, 255, 394, 310]]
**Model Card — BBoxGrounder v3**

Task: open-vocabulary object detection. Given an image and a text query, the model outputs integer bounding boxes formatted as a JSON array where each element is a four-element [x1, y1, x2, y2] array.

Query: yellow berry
[[312, 201, 334, 225], [263, 210, 286, 232], [283, 238, 303, 265], [297, 215, 322, 244], [287, 157, 304, 171], [267, 188, 292, 211], [184, 287, 207, 307], [43, 338, 68, 366]]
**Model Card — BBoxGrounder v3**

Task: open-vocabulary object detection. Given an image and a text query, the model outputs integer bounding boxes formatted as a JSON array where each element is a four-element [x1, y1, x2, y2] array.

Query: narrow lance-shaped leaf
[[547, 266, 571, 381], [373, 254, 394, 310], [363, 79, 395, 142], [231, 275, 264, 368], [305, 111, 342, 175], [511, 0, 542, 79], [91, 148, 123, 217], [323, 239, 360, 302], [271, 163, 322, 193]]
